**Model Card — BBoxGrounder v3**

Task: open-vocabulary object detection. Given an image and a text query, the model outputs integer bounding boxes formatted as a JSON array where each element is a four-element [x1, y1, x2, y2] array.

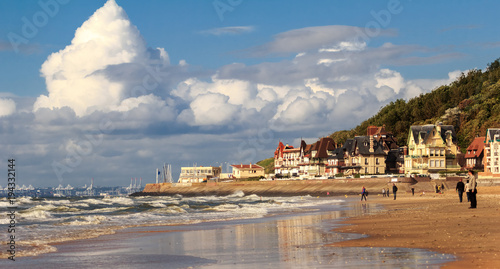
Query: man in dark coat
[[456, 178, 465, 203], [392, 183, 398, 200]]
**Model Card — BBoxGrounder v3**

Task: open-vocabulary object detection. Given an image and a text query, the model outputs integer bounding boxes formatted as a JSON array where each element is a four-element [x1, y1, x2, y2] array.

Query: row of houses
[[175, 125, 500, 183], [274, 125, 401, 178], [274, 124, 500, 179]]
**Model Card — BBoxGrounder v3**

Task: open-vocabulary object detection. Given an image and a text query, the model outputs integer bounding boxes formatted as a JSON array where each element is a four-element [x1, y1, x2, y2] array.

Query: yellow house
[[231, 163, 265, 179], [404, 124, 460, 175]]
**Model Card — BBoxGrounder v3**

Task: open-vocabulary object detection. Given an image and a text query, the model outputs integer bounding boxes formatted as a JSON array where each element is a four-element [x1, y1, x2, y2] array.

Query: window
[[376, 158, 379, 165], [430, 160, 434, 167], [365, 158, 368, 165]]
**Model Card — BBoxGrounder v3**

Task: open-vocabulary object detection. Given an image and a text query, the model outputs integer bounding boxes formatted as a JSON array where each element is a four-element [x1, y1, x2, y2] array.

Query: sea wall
[[132, 177, 445, 197]]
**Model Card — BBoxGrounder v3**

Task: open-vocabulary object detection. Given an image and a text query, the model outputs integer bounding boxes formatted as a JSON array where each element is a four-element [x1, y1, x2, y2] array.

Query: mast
[[156, 168, 159, 184]]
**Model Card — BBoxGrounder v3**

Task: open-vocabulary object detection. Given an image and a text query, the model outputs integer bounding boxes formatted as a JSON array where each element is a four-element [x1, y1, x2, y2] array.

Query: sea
[[0, 192, 455, 268], [1, 192, 339, 257]]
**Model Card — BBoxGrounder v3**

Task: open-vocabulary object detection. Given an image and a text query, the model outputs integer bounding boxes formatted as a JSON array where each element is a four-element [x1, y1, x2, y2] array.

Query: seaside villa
[[480, 128, 500, 177], [404, 123, 460, 175]]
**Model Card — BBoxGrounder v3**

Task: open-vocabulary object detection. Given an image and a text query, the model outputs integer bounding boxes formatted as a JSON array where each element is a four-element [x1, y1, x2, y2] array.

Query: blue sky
[[1, 0, 499, 187]]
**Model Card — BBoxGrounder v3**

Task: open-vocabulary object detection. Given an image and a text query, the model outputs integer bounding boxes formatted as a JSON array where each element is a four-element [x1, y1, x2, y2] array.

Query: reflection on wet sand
[[156, 202, 453, 268]]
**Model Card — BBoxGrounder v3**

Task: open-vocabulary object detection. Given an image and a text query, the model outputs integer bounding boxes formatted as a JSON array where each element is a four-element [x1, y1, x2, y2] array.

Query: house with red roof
[[231, 163, 264, 179], [464, 136, 485, 170]]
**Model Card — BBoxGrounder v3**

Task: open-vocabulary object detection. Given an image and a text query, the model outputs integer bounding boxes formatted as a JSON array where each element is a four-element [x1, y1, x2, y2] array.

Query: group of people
[[455, 170, 478, 209], [362, 183, 398, 201], [359, 170, 478, 206]]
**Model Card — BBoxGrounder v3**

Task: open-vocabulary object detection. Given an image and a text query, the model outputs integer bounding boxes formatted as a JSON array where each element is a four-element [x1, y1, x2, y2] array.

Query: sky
[[1, 0, 500, 187]]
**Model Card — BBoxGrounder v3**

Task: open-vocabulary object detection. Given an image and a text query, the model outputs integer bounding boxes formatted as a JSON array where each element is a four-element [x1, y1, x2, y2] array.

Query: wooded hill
[[330, 58, 500, 153]]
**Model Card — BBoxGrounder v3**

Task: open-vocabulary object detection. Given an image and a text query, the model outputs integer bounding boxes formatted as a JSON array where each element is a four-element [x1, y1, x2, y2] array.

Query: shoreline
[[330, 186, 500, 268]]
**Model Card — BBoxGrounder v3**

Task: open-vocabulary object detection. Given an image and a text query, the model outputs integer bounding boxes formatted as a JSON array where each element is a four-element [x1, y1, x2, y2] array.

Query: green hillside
[[257, 158, 275, 174], [330, 58, 500, 152]]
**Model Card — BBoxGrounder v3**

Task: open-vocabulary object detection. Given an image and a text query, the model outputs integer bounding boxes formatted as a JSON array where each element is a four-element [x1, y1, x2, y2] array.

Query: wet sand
[[331, 186, 500, 268], [3, 199, 455, 268]]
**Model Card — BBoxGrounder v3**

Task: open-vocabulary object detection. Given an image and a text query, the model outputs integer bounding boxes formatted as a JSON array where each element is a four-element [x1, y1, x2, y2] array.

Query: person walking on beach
[[467, 170, 478, 209], [361, 186, 367, 201], [382, 188, 386, 197], [387, 188, 390, 198], [456, 179, 465, 203], [392, 183, 398, 200], [411, 187, 415, 196], [465, 180, 470, 201]]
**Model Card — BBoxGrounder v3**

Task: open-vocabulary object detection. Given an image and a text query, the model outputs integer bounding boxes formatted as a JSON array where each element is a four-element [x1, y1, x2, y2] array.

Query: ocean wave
[[103, 197, 135, 205], [227, 190, 245, 198], [60, 215, 108, 226], [19, 209, 53, 220], [43, 199, 71, 205], [149, 206, 187, 214]]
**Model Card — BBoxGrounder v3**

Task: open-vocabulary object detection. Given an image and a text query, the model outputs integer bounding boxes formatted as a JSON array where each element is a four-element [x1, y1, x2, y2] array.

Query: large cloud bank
[[2, 0, 462, 186]]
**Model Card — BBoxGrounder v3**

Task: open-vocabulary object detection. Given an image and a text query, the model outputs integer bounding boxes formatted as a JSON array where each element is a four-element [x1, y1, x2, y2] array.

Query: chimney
[[369, 135, 374, 153]]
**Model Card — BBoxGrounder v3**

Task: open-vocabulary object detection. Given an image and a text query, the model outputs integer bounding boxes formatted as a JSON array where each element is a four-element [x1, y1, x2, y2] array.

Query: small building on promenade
[[231, 163, 265, 179], [178, 166, 222, 183]]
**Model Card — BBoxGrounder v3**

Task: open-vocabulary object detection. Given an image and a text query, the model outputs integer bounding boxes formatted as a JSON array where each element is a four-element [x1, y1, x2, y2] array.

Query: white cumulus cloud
[[33, 0, 169, 117], [0, 98, 16, 117]]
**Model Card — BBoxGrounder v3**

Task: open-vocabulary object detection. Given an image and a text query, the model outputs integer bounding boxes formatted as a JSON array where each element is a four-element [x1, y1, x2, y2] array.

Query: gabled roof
[[343, 139, 356, 155], [354, 136, 386, 155], [486, 129, 500, 142], [465, 137, 485, 158], [311, 137, 336, 159], [328, 147, 345, 159], [274, 141, 285, 158], [410, 124, 457, 145]]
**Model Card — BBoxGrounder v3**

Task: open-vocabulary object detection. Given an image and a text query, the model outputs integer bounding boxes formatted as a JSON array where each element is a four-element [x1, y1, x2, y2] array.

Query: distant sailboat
[[157, 163, 173, 183]]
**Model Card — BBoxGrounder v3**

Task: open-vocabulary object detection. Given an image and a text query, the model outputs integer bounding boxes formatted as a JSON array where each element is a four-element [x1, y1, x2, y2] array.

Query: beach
[[332, 186, 500, 268], [3, 184, 499, 268]]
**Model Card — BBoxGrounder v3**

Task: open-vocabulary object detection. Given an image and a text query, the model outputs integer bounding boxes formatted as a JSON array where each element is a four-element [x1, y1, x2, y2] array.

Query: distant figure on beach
[[387, 188, 390, 198], [456, 179, 465, 203], [361, 186, 367, 201], [435, 184, 439, 193], [441, 183, 445, 193], [392, 183, 398, 200], [411, 187, 415, 196], [467, 170, 478, 209], [382, 188, 386, 197], [465, 180, 470, 202]]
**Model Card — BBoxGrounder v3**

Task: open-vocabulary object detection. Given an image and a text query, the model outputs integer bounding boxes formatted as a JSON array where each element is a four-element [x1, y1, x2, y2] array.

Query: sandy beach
[[332, 186, 500, 268], [4, 183, 498, 268]]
